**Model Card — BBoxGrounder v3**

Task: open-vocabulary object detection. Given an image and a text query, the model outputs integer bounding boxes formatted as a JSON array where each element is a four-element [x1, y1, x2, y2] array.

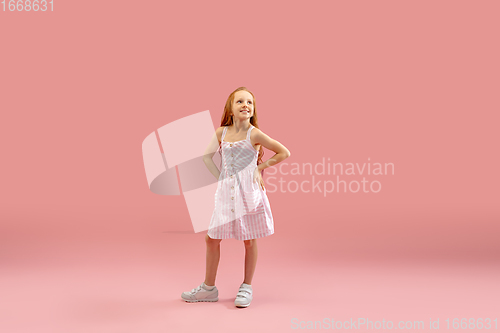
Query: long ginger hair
[[219, 86, 266, 179]]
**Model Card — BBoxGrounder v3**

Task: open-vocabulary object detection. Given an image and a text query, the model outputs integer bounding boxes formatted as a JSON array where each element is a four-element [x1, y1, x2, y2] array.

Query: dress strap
[[221, 126, 228, 142], [246, 125, 255, 141]]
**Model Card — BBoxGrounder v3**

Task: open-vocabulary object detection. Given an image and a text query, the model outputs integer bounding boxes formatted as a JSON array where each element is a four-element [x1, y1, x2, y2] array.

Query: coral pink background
[[1, 1, 498, 332]]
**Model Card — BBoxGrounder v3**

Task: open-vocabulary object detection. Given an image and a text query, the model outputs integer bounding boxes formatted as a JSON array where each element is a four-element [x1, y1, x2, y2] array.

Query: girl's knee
[[205, 234, 222, 245], [244, 239, 257, 248]]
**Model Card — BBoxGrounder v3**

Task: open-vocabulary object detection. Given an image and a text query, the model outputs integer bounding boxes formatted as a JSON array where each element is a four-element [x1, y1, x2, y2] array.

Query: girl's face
[[231, 90, 254, 120]]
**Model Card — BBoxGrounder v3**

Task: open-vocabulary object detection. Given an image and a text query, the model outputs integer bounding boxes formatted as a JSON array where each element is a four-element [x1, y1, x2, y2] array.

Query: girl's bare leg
[[204, 234, 222, 286], [243, 239, 258, 285]]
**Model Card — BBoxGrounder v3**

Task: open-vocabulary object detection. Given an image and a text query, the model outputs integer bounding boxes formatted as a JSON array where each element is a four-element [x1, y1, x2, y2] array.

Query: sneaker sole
[[235, 302, 251, 308], [182, 297, 219, 303]]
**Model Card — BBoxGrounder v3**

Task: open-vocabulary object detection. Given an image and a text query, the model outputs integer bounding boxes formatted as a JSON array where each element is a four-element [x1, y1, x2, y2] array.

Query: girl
[[181, 87, 291, 308]]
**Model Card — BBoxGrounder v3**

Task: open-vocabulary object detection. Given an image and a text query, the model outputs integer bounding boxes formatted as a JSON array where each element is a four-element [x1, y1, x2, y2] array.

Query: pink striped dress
[[207, 125, 274, 240]]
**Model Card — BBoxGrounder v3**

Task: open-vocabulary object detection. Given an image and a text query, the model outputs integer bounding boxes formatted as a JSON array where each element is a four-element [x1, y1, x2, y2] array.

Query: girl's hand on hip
[[253, 167, 265, 191]]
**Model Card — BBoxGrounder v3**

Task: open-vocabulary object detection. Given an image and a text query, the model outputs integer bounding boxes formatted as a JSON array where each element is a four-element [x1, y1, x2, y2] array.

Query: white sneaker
[[234, 283, 253, 308], [181, 282, 218, 302]]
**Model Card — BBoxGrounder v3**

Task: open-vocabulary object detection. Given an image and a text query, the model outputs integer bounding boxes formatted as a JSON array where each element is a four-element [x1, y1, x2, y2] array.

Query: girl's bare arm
[[252, 128, 291, 171], [203, 127, 223, 180]]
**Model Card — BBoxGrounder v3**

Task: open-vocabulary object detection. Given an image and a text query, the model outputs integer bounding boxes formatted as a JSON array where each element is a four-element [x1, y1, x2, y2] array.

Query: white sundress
[[207, 125, 274, 241]]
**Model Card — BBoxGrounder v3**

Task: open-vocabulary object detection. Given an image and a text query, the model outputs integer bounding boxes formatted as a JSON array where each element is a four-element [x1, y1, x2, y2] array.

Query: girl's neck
[[231, 119, 252, 132]]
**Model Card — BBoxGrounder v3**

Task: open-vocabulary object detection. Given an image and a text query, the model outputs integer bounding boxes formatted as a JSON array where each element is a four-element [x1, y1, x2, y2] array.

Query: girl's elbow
[[203, 156, 213, 165]]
